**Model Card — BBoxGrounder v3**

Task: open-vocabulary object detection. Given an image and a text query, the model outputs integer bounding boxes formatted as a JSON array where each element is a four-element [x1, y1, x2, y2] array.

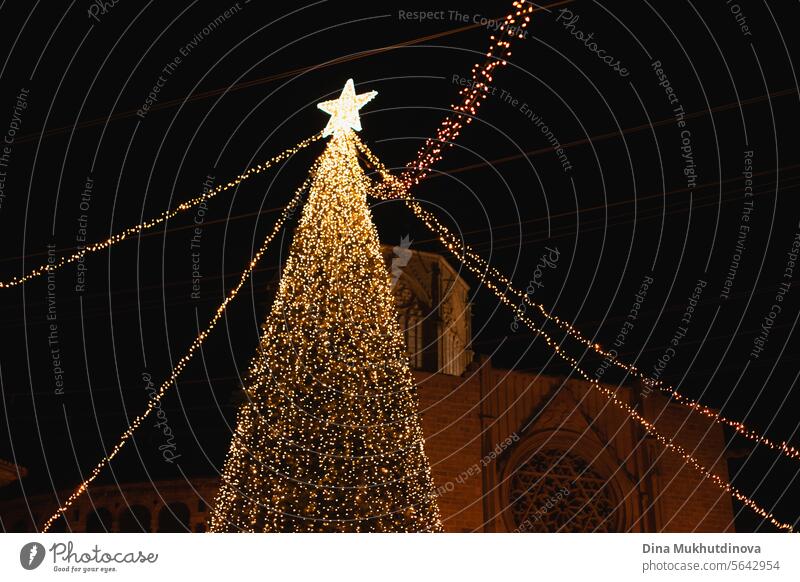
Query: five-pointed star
[[317, 79, 378, 138]]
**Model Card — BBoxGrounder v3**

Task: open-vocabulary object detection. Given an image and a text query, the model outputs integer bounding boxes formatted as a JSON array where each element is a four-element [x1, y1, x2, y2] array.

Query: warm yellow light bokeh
[[317, 78, 378, 138], [209, 128, 442, 532]]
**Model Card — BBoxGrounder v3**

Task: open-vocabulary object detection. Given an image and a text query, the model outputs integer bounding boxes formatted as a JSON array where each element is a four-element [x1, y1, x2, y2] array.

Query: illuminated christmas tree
[[208, 80, 443, 532]]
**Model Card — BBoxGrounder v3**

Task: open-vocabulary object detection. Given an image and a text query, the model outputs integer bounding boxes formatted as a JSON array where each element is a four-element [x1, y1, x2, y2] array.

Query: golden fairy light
[[403, 0, 534, 187], [371, 137, 800, 462], [358, 136, 795, 531], [361, 0, 800, 470], [208, 82, 442, 532], [0, 134, 321, 289], [41, 174, 315, 533]]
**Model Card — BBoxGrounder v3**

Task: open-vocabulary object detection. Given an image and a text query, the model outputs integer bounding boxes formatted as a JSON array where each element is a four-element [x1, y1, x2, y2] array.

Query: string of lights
[[359, 134, 800, 464], [0, 133, 321, 290], [358, 137, 796, 531], [492, 286, 795, 531], [388, 0, 800, 466], [574, 366, 795, 532], [401, 0, 534, 187], [41, 174, 315, 532]]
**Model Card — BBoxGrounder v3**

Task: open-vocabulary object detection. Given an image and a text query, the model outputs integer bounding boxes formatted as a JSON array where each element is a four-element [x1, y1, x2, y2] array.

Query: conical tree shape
[[209, 131, 443, 532]]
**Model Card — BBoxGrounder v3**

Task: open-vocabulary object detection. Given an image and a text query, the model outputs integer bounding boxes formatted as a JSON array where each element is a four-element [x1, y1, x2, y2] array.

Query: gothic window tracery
[[509, 448, 618, 532]]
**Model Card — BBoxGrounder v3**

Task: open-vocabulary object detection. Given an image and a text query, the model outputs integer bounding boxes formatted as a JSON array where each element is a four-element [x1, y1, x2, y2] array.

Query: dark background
[[0, 0, 798, 532]]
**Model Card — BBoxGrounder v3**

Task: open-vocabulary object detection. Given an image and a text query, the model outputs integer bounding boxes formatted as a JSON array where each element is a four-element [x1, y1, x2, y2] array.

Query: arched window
[[394, 283, 425, 370], [157, 503, 190, 532], [85, 507, 113, 532], [118, 505, 151, 532], [401, 308, 424, 369], [508, 448, 618, 532]]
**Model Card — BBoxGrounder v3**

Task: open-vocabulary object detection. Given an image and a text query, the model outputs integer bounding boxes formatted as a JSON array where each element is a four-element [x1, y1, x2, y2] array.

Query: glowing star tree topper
[[317, 78, 378, 138]]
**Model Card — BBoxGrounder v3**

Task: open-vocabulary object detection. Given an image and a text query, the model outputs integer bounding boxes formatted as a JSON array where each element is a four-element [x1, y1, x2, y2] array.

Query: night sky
[[0, 1, 798, 533]]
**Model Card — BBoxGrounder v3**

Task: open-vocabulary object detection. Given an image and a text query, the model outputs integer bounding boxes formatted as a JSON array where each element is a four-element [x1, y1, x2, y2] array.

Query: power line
[[2, 171, 796, 322], [12, 1, 575, 147], [431, 87, 800, 179]]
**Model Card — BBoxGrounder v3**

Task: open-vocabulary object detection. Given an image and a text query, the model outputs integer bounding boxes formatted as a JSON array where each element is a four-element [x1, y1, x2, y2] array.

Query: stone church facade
[[0, 249, 734, 532]]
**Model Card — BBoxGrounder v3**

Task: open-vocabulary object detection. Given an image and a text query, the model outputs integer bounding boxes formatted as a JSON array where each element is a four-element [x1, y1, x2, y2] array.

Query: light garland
[[41, 175, 314, 532], [402, 0, 534, 187], [209, 84, 442, 532], [392, 0, 800, 464], [359, 0, 797, 529], [357, 136, 796, 531], [367, 136, 800, 463], [0, 133, 321, 289]]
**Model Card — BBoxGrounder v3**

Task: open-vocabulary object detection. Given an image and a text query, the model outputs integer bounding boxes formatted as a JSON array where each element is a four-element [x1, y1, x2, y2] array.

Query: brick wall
[[416, 370, 484, 532], [642, 393, 735, 532], [417, 363, 735, 532]]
